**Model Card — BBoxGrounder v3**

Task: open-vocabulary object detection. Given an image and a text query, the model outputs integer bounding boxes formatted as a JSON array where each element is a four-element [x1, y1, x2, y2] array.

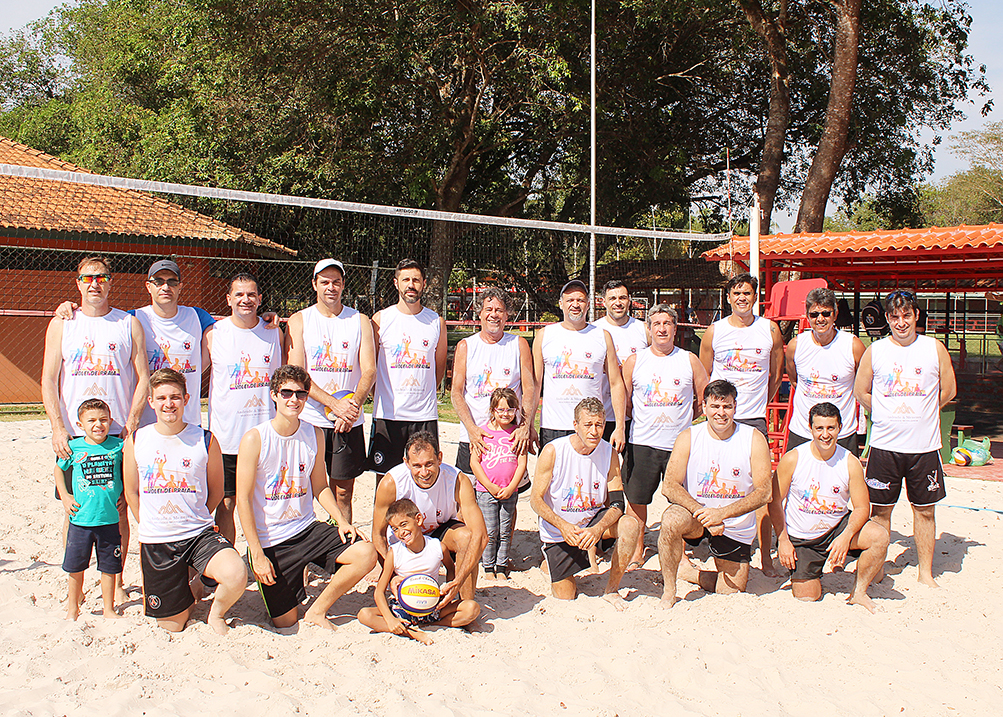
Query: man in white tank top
[[286, 259, 376, 524], [530, 279, 627, 452], [854, 291, 956, 587], [369, 259, 448, 479], [41, 255, 150, 604], [205, 272, 284, 545], [594, 280, 649, 449], [372, 431, 487, 609], [531, 397, 640, 608], [620, 305, 708, 570], [236, 365, 377, 630], [657, 380, 772, 607], [786, 287, 865, 454], [769, 402, 889, 612], [451, 287, 536, 471], [699, 272, 783, 577], [123, 368, 247, 634]]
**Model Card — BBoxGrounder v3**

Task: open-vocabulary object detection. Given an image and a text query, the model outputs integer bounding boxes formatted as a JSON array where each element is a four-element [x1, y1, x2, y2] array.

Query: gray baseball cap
[[147, 259, 180, 279], [560, 279, 588, 296], [313, 258, 346, 277]]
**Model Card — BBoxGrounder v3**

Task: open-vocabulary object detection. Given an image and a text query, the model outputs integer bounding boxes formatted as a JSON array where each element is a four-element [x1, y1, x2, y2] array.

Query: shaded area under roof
[[597, 258, 728, 291]]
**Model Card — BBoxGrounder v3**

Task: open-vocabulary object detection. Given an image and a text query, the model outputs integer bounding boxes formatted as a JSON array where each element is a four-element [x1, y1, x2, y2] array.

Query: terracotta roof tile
[[0, 137, 294, 256]]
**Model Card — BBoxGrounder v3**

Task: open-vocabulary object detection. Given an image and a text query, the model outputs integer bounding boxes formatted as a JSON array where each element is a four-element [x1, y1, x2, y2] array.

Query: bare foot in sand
[[677, 559, 700, 585], [303, 609, 337, 631], [847, 592, 879, 614], [115, 584, 129, 605], [103, 608, 121, 619], [66, 603, 80, 621], [207, 614, 230, 635], [409, 628, 433, 645], [760, 559, 781, 578], [658, 595, 677, 609], [918, 573, 940, 588], [602, 592, 628, 611]]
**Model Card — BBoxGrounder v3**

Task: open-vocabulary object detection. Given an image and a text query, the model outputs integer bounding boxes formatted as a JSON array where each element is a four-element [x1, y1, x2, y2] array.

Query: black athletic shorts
[[256, 521, 352, 618], [865, 447, 946, 507], [789, 513, 862, 581], [63, 522, 122, 574], [428, 518, 464, 542], [539, 427, 573, 448], [369, 419, 438, 474], [736, 417, 768, 439], [786, 431, 859, 456], [221, 453, 238, 498], [684, 529, 752, 564], [321, 424, 367, 482], [141, 526, 236, 618], [624, 443, 670, 505], [457, 441, 531, 494], [542, 508, 617, 583]]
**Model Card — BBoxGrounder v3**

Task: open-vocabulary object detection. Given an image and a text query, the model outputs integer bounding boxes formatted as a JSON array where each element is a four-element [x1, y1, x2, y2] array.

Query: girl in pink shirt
[[470, 388, 527, 579]]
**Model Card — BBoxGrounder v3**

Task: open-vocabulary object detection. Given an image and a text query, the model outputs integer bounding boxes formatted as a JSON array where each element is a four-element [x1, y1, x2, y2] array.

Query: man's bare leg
[[304, 541, 378, 630], [756, 505, 779, 577], [214, 497, 237, 545], [440, 527, 480, 600], [201, 548, 247, 634], [330, 478, 355, 524], [911, 504, 939, 587], [791, 579, 822, 602], [626, 501, 647, 567], [848, 520, 891, 613], [869, 505, 894, 584], [157, 608, 191, 633], [712, 558, 749, 594], [657, 505, 698, 607], [435, 598, 481, 627], [603, 515, 640, 611], [550, 576, 577, 600]]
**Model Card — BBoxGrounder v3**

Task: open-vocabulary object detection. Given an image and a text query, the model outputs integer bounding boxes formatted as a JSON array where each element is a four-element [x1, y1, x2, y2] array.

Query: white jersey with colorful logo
[[208, 317, 281, 454], [250, 419, 318, 548], [540, 323, 609, 429], [299, 305, 364, 430], [386, 462, 460, 543], [629, 346, 694, 451], [391, 536, 444, 583], [133, 423, 214, 544], [685, 422, 756, 544], [135, 305, 204, 427], [784, 443, 852, 540], [373, 306, 441, 421], [458, 332, 522, 442], [539, 435, 613, 544], [594, 316, 648, 420], [60, 308, 136, 436], [869, 335, 942, 453], [789, 330, 858, 439], [710, 316, 773, 420]]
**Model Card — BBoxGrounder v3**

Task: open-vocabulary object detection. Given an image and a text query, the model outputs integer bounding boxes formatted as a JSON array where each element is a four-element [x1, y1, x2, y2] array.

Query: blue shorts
[[63, 522, 122, 574], [389, 595, 440, 626]]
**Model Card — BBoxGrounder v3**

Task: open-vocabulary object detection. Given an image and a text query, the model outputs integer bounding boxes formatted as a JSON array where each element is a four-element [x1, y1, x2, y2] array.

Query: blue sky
[[3, 0, 999, 227]]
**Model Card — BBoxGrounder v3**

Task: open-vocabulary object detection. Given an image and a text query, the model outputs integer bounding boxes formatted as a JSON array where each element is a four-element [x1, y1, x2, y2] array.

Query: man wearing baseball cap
[[530, 279, 627, 452], [286, 259, 376, 523]]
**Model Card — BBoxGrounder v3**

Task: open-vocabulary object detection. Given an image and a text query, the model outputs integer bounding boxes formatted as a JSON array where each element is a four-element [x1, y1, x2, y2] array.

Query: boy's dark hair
[[386, 498, 421, 522], [808, 401, 843, 428], [725, 272, 758, 294], [395, 258, 426, 280], [150, 368, 187, 396], [228, 272, 259, 294], [704, 379, 738, 402], [270, 364, 312, 394], [77, 398, 110, 418], [405, 430, 440, 459]]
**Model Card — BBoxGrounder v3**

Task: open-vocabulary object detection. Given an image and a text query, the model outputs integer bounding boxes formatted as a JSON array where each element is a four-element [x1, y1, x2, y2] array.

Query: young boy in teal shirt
[[55, 398, 124, 620]]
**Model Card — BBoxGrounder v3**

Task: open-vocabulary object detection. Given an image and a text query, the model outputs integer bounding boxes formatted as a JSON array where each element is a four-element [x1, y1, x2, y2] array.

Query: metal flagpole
[[589, 0, 597, 321]]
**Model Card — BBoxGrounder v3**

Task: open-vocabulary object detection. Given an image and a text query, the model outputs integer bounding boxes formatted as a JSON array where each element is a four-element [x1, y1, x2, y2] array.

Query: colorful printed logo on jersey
[[390, 334, 431, 369], [637, 374, 687, 407], [880, 363, 928, 398], [791, 479, 844, 515], [800, 369, 843, 400], [141, 452, 197, 494], [265, 463, 309, 501], [150, 337, 197, 374], [470, 363, 509, 399], [695, 460, 746, 500], [550, 348, 597, 380], [310, 339, 353, 373], [560, 475, 605, 513], [229, 352, 273, 390], [719, 346, 765, 374], [69, 337, 121, 377]]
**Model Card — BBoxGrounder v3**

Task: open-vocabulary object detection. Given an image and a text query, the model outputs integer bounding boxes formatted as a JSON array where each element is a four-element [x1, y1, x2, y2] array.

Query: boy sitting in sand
[[55, 399, 124, 620], [358, 499, 480, 644]]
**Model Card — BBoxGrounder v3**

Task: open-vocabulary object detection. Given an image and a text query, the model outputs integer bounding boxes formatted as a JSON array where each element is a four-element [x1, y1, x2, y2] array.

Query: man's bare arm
[[621, 354, 637, 418], [372, 473, 396, 559], [711, 429, 773, 521], [434, 316, 448, 388], [530, 444, 581, 544], [41, 317, 70, 458], [516, 336, 538, 454], [690, 354, 709, 418], [124, 316, 150, 438], [698, 323, 716, 377], [205, 435, 225, 515], [450, 338, 487, 453], [355, 312, 377, 401], [937, 340, 958, 408], [529, 327, 546, 431], [785, 334, 799, 388], [660, 429, 704, 514], [122, 435, 141, 522], [853, 348, 874, 413], [767, 320, 784, 402]]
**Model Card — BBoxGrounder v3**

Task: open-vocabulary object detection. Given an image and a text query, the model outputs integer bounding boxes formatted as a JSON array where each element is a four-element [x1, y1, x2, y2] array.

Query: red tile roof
[[703, 225, 1003, 260], [0, 137, 295, 256]]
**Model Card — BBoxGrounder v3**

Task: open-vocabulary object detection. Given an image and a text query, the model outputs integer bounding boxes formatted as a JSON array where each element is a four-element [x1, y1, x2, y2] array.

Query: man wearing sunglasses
[[42, 255, 150, 604], [786, 287, 866, 455], [854, 290, 956, 588]]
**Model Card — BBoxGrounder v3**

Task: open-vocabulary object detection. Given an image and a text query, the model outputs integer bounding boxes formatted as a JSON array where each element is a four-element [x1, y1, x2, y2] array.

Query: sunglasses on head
[[148, 277, 180, 287], [78, 274, 110, 285], [808, 310, 833, 318], [277, 388, 309, 400]]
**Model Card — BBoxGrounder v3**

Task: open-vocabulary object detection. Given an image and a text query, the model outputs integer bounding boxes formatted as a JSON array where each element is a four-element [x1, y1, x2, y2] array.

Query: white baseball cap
[[313, 259, 346, 277]]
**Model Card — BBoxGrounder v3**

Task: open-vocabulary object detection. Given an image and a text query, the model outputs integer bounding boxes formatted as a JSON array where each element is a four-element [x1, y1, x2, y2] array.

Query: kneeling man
[[769, 402, 889, 612], [657, 380, 772, 606], [531, 397, 640, 609], [123, 368, 248, 634], [237, 365, 378, 630]]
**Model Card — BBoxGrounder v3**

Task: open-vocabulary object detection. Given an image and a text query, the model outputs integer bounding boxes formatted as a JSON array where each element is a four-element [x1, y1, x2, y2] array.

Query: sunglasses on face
[[808, 310, 833, 318], [148, 277, 180, 287], [78, 274, 110, 285], [277, 389, 309, 400]]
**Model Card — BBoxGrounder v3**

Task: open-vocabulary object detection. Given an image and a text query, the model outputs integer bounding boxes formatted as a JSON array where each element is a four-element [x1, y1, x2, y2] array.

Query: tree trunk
[[795, 0, 861, 233], [736, 0, 790, 233]]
